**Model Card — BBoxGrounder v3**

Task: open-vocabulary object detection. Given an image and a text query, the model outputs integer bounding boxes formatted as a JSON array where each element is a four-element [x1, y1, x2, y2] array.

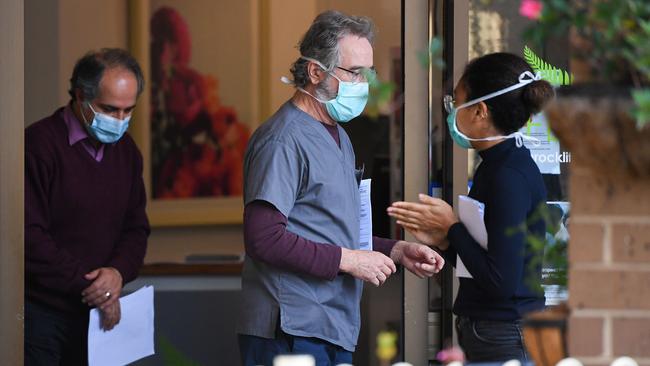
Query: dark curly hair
[[460, 52, 555, 134]]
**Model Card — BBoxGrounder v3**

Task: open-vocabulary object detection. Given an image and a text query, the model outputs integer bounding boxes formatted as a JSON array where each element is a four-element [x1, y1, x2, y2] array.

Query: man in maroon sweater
[[24, 48, 150, 365]]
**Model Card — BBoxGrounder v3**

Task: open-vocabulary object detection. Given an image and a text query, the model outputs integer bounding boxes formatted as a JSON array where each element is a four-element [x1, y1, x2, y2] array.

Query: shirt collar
[[63, 103, 90, 146], [478, 138, 517, 162]]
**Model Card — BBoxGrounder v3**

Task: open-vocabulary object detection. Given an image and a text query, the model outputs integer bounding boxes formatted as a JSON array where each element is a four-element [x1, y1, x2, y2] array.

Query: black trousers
[[25, 300, 89, 366], [456, 316, 530, 363]]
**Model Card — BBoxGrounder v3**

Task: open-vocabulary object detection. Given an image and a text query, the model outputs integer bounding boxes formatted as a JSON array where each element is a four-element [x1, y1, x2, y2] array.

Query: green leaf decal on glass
[[523, 46, 573, 86]]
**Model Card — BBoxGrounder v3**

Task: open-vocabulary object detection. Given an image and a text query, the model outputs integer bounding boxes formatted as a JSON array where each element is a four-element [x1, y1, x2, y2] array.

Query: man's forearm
[[244, 200, 342, 280]]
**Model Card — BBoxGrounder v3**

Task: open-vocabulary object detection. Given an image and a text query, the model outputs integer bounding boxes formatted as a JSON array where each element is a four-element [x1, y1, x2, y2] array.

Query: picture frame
[[127, 0, 262, 226]]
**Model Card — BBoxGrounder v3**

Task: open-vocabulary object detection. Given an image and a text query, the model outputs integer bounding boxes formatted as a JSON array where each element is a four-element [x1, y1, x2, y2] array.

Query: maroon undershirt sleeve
[[244, 200, 400, 281], [244, 200, 342, 280], [373, 236, 398, 258]]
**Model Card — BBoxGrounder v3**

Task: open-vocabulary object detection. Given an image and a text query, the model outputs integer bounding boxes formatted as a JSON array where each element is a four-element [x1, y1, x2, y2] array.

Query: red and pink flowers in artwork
[[150, 6, 250, 199]]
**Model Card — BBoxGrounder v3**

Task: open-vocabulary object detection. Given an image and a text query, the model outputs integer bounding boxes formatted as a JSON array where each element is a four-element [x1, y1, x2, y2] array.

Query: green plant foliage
[[417, 37, 445, 70], [524, 0, 650, 130], [364, 67, 395, 118], [523, 46, 572, 86], [158, 335, 203, 366], [632, 88, 650, 129], [506, 202, 568, 294]]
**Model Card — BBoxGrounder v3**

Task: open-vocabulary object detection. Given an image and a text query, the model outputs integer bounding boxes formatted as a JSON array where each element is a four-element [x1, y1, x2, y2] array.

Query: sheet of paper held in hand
[[456, 195, 488, 278], [359, 179, 373, 251], [88, 285, 155, 366]]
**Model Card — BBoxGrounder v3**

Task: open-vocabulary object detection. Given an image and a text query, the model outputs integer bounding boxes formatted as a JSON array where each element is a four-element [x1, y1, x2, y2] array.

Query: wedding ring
[[105, 291, 111, 298]]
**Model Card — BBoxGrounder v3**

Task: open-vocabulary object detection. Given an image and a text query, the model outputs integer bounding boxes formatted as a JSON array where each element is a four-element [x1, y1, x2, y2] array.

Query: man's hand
[[339, 248, 397, 286], [100, 300, 121, 331], [390, 241, 445, 278], [82, 267, 123, 309]]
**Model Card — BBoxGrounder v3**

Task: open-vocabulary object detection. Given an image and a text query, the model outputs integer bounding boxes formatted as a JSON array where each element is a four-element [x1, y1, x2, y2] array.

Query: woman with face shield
[[388, 52, 555, 363]]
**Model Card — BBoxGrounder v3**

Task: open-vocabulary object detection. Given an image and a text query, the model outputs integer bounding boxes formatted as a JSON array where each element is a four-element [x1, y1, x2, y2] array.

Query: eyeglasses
[[443, 94, 482, 114], [443, 95, 455, 114], [335, 66, 377, 84]]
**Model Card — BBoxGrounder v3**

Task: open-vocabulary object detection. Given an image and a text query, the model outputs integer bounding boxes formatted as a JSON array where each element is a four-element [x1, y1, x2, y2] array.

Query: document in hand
[[88, 285, 155, 366], [456, 195, 488, 278], [359, 179, 373, 251]]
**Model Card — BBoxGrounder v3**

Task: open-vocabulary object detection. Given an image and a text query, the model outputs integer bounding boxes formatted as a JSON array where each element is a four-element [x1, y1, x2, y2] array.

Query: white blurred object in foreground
[[274, 355, 315, 366]]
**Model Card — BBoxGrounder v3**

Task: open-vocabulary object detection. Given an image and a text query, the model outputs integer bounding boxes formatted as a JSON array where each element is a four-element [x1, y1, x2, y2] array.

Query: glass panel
[[467, 0, 570, 304], [428, 0, 453, 361]]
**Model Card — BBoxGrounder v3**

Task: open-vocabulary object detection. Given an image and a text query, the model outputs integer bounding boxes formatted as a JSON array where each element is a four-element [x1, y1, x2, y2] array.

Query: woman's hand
[[387, 194, 459, 249]]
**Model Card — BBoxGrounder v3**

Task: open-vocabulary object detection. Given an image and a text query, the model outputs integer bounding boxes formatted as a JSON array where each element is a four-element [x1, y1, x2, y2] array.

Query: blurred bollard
[[376, 330, 398, 366]]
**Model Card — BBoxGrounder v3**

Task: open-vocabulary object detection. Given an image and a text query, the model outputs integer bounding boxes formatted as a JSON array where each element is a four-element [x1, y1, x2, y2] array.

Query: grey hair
[[290, 10, 375, 88], [68, 48, 145, 101]]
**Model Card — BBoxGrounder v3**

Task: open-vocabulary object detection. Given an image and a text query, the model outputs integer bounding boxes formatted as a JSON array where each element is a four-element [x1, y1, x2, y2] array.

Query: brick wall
[[567, 165, 650, 366]]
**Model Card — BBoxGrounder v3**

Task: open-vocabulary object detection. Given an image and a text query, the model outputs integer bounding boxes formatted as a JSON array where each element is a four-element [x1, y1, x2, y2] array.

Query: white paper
[[88, 285, 155, 366], [359, 179, 373, 251], [456, 195, 488, 278], [519, 114, 565, 175]]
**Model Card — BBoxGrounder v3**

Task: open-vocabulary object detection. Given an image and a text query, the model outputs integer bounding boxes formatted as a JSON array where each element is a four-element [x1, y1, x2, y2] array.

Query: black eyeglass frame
[[335, 66, 377, 82]]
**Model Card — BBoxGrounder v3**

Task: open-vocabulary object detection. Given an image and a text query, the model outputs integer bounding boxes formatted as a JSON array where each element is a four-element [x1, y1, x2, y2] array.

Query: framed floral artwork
[[128, 0, 262, 226]]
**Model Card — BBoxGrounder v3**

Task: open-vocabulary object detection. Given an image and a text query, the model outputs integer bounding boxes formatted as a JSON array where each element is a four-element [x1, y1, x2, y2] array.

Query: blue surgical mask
[[322, 73, 369, 122], [444, 71, 543, 149], [282, 56, 369, 123], [82, 102, 130, 144], [446, 109, 473, 149]]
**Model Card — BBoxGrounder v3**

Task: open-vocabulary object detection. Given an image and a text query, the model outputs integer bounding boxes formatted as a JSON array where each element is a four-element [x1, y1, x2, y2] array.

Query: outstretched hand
[[387, 194, 458, 249], [390, 241, 445, 278]]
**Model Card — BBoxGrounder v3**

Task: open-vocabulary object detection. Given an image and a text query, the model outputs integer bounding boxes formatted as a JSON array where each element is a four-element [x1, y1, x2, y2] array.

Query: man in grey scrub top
[[237, 10, 445, 366]]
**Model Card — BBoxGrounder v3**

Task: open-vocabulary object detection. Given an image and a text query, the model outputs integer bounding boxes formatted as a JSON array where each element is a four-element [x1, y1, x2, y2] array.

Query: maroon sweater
[[25, 108, 150, 313], [244, 122, 397, 280]]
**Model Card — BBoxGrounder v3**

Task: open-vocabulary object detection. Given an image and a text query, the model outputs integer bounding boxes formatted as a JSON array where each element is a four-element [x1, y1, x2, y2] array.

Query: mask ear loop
[[511, 132, 541, 147], [280, 76, 331, 104]]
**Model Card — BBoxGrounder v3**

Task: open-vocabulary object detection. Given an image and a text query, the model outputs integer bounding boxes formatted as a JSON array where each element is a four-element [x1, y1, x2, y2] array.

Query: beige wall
[[267, 0, 318, 116], [57, 1, 128, 105], [25, 0, 128, 126]]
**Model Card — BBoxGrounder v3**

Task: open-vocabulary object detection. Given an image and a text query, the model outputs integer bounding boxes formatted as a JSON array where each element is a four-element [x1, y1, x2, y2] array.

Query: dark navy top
[[444, 139, 547, 320]]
